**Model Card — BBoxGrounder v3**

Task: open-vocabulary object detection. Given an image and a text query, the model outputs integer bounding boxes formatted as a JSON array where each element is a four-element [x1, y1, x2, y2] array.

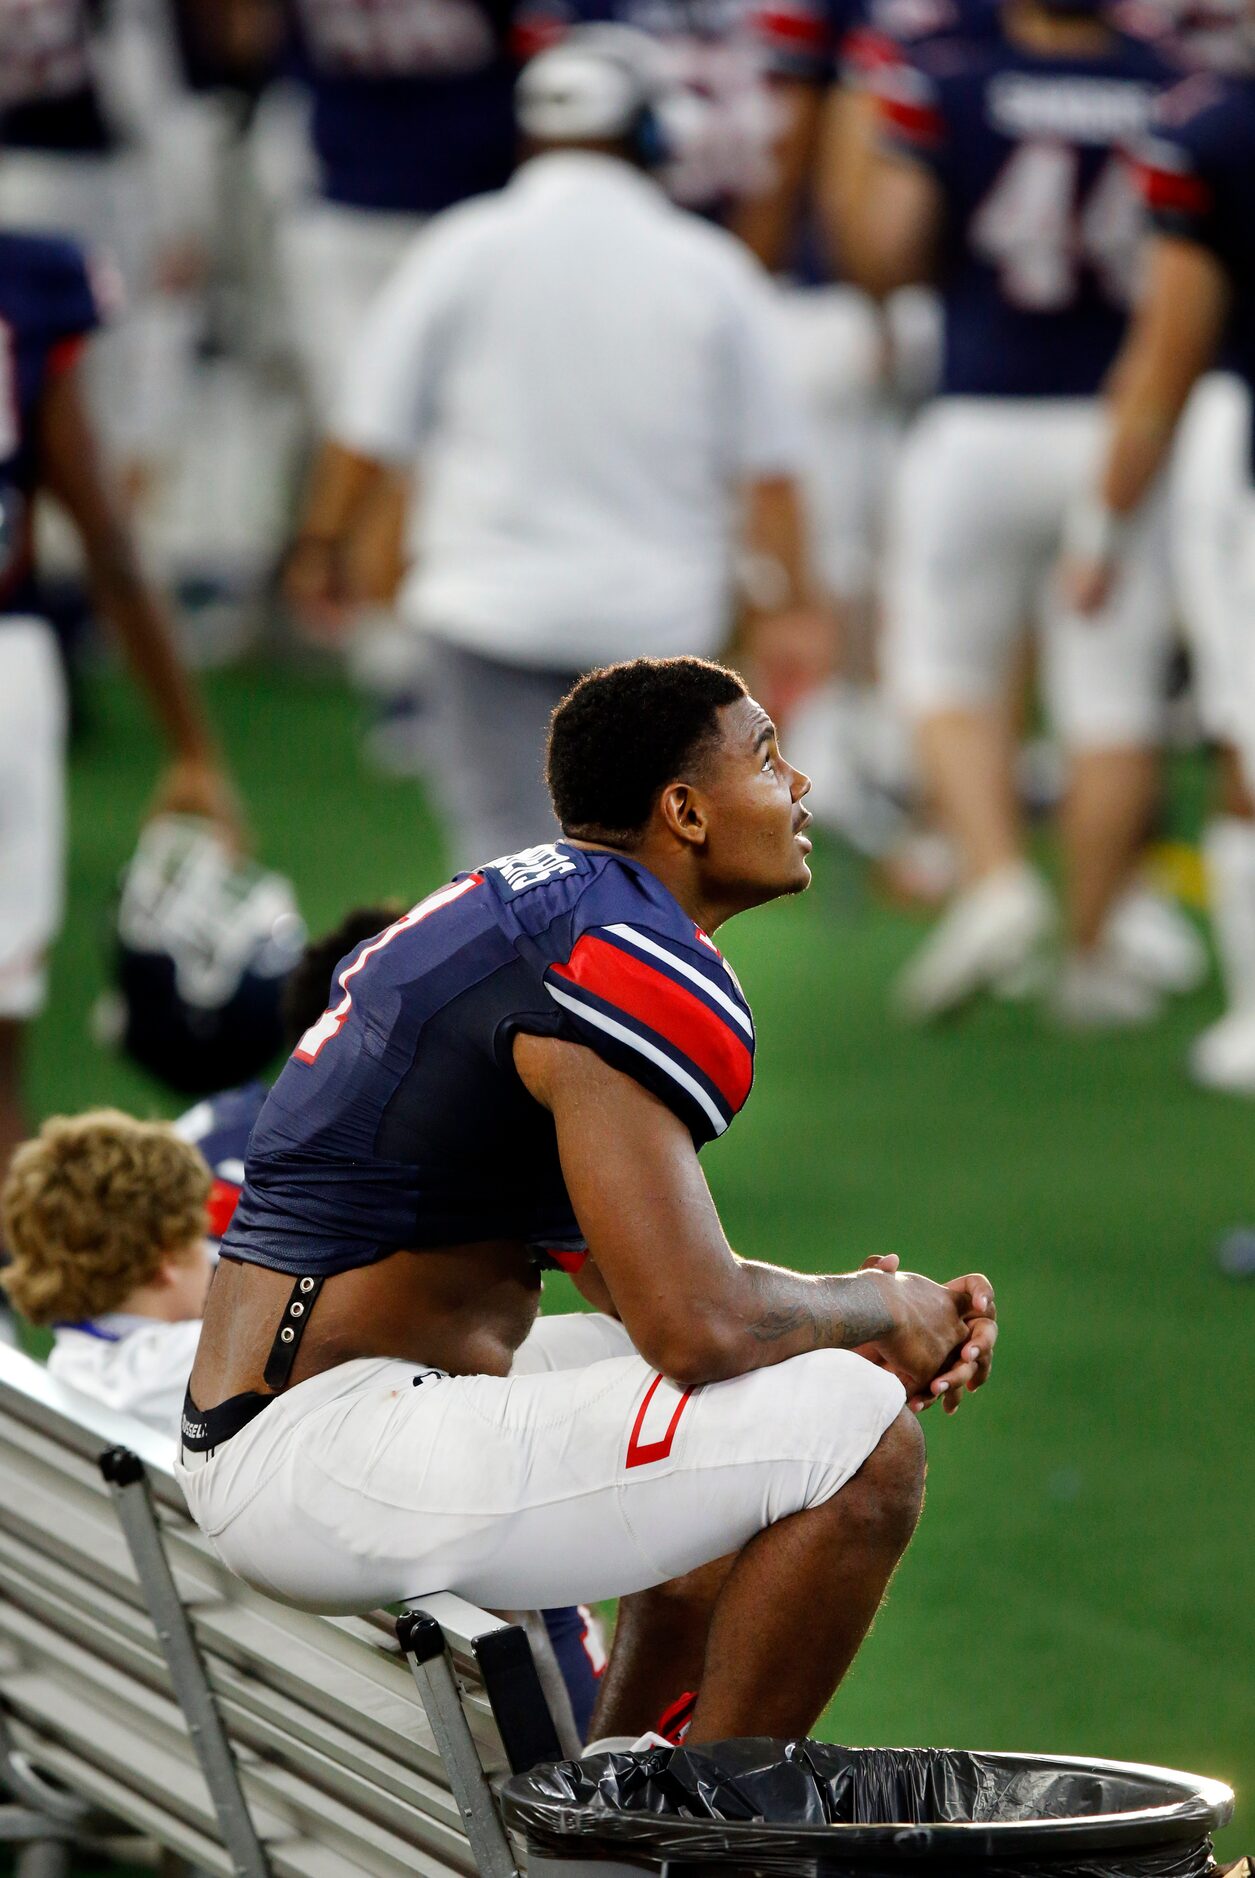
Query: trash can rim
[[502, 1745, 1235, 1858]]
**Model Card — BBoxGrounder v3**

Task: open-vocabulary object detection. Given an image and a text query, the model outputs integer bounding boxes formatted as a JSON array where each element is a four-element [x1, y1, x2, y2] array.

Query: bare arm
[[1097, 236, 1230, 516], [38, 360, 241, 837], [284, 440, 397, 634], [739, 474, 835, 721], [515, 1032, 982, 1393], [570, 1257, 620, 1318], [837, 148, 943, 299], [730, 81, 827, 270], [1061, 236, 1230, 612], [815, 86, 881, 273]]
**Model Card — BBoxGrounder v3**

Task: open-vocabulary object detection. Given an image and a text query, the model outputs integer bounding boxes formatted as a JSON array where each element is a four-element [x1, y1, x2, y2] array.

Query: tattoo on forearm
[[831, 1276, 896, 1349], [745, 1274, 893, 1353], [747, 1300, 821, 1347]]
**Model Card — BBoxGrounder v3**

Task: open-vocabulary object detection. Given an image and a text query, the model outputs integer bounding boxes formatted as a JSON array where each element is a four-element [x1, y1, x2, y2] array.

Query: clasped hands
[[856, 1252, 998, 1418]]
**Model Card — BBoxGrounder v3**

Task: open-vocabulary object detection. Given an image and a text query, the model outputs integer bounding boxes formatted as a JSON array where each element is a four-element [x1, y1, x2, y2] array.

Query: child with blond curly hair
[[2, 1109, 213, 1441]]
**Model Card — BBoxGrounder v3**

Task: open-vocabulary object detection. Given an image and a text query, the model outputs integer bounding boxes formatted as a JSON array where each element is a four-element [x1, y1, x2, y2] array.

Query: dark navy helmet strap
[[262, 1274, 325, 1392]]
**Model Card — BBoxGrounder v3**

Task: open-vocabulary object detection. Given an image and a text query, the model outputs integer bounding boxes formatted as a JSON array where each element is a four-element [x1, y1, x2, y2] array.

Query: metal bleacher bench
[[0, 1342, 580, 1878]]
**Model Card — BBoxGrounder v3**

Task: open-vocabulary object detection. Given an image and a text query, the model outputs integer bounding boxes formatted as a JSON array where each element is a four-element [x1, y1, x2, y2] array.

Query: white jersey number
[[970, 143, 1142, 312]]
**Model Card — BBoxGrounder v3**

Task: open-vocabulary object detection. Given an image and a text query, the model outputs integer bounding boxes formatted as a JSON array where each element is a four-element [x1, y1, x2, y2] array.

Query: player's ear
[[658, 781, 709, 848]]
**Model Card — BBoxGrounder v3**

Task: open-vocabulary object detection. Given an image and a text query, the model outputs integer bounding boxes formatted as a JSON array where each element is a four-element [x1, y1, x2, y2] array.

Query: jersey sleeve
[[1133, 86, 1223, 250], [543, 921, 756, 1145], [872, 52, 948, 169], [752, 0, 858, 86], [35, 236, 118, 351]]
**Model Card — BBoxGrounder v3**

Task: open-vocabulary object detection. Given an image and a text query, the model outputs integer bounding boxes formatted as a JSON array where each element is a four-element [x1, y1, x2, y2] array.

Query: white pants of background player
[[279, 198, 424, 427], [1171, 374, 1255, 773], [885, 398, 1173, 746], [175, 1309, 906, 1615], [279, 197, 428, 706], [0, 621, 66, 1019], [1169, 373, 1255, 1073]]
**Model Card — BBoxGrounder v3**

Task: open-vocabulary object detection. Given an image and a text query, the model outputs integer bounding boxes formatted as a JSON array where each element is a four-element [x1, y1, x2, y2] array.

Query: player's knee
[[765, 1348, 908, 1510], [843, 1406, 926, 1555]]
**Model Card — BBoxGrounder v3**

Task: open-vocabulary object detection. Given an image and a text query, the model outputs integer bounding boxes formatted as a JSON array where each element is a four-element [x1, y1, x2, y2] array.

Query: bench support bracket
[[398, 1609, 522, 1878], [100, 1447, 270, 1878]]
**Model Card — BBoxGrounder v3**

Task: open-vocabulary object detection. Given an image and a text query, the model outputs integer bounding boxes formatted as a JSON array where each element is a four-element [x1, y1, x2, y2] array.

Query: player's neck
[[1004, 0, 1113, 54], [567, 836, 743, 934]]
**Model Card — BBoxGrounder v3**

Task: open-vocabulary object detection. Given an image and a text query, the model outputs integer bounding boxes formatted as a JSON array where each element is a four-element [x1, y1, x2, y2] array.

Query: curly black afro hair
[[547, 656, 746, 839]]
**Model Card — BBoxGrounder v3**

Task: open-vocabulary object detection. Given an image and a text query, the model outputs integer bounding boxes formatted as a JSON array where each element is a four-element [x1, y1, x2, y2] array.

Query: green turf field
[[7, 660, 1252, 1869]]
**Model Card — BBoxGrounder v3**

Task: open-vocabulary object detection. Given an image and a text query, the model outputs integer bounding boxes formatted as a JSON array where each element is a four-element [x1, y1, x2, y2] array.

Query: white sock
[[1203, 817, 1255, 1013]]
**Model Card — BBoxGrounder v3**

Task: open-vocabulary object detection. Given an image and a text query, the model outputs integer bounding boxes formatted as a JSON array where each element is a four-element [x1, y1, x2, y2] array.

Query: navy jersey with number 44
[[0, 231, 107, 615], [224, 844, 755, 1278], [878, 25, 1173, 397]]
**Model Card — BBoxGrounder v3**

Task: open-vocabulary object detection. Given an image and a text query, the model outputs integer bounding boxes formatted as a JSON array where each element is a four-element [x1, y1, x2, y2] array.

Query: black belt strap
[[262, 1274, 325, 1392], [181, 1387, 272, 1452]]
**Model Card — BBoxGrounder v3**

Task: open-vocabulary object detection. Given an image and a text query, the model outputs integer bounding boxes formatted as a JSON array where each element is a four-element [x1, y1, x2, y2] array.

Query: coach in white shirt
[[288, 26, 823, 864]]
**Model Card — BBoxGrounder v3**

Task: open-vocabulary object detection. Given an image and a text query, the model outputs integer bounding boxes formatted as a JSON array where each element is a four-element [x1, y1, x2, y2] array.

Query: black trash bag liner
[[502, 1741, 1235, 1878]]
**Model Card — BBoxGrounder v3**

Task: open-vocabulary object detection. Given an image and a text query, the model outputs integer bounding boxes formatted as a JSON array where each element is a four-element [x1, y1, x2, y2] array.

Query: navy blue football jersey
[[878, 25, 1173, 396], [223, 844, 756, 1279], [0, 231, 108, 615], [753, 0, 996, 89], [1136, 72, 1255, 467], [287, 0, 517, 214], [0, 0, 114, 154]]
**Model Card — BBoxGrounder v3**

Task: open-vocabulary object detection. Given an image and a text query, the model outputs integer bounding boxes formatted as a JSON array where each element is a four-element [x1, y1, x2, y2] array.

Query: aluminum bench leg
[[0, 1710, 114, 1873], [14, 1838, 72, 1878], [397, 1611, 521, 1878], [99, 1448, 270, 1878]]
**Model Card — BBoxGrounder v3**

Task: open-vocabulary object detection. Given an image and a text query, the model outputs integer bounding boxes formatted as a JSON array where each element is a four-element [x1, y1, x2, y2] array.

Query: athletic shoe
[[1053, 950, 1162, 1030], [1189, 1008, 1255, 1095], [1103, 887, 1208, 996], [1215, 1227, 1255, 1277], [582, 1731, 673, 1757], [892, 863, 1054, 1024]]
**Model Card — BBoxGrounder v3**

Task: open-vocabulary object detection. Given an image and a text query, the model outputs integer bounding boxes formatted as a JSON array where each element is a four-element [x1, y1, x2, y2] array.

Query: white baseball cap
[[515, 25, 666, 142]]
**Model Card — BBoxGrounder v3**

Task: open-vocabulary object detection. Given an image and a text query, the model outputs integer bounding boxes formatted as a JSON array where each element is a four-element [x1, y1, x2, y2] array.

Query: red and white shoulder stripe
[[545, 924, 755, 1140], [1134, 133, 1213, 220], [875, 60, 946, 149]]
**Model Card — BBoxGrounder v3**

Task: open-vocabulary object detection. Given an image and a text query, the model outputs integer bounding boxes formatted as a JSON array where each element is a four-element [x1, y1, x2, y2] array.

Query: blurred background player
[[0, 0, 207, 501], [843, 0, 1182, 1026], [0, 220, 240, 1210], [0, 1108, 214, 1430], [278, 0, 525, 737], [287, 26, 827, 866], [1061, 8, 1255, 1085], [730, 0, 992, 859], [280, 0, 520, 427]]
